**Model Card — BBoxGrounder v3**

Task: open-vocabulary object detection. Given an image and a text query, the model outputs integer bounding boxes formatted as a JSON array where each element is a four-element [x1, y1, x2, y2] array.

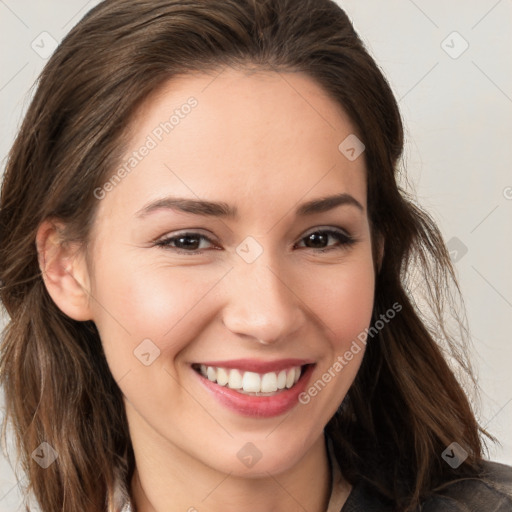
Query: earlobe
[[36, 220, 93, 321]]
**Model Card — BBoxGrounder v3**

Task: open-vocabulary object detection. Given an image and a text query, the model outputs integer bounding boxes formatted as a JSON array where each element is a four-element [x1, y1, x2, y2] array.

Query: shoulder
[[422, 461, 512, 511], [341, 461, 512, 512]]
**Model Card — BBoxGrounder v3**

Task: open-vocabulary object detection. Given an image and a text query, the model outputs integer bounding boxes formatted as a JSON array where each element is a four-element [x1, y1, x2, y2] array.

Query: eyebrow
[[135, 192, 364, 219]]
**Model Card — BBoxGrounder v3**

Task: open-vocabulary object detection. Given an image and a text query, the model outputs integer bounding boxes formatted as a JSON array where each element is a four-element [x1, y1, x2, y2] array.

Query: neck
[[129, 427, 334, 512]]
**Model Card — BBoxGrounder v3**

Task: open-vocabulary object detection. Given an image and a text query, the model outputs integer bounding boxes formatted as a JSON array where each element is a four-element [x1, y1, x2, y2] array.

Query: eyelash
[[154, 228, 356, 255]]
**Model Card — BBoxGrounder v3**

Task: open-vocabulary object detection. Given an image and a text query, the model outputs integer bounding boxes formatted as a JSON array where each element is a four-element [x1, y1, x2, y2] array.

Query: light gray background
[[1, 0, 511, 509]]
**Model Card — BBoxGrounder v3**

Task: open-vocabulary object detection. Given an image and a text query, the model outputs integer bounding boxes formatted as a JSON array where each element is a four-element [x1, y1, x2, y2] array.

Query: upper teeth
[[198, 365, 302, 394]]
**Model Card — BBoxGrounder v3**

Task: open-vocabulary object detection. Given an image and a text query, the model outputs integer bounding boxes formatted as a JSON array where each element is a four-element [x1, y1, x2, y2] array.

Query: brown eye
[[155, 232, 214, 253], [297, 229, 355, 252]]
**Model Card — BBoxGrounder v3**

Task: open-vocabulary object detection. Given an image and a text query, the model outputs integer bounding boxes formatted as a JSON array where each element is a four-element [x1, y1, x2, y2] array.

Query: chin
[[196, 430, 320, 478]]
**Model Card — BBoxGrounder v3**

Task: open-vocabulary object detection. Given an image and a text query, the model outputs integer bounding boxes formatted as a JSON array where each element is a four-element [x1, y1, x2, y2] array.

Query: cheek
[[88, 250, 227, 377], [294, 254, 375, 426], [302, 253, 376, 348]]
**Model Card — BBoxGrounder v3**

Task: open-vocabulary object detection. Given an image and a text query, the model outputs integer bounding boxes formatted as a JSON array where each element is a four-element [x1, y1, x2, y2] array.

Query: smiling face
[[78, 67, 377, 477]]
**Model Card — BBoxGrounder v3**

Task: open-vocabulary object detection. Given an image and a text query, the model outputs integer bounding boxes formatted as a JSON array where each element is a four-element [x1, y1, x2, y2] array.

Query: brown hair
[[0, 0, 491, 510]]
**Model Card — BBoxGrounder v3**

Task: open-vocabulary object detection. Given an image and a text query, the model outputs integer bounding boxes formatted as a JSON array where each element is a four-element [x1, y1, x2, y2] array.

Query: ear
[[36, 219, 93, 321]]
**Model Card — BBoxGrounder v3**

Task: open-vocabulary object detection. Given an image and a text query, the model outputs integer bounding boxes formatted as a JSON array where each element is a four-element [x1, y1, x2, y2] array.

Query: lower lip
[[193, 364, 315, 418]]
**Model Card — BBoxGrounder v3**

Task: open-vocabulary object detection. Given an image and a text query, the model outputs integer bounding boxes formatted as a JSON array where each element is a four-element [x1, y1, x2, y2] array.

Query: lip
[[194, 358, 315, 373], [192, 362, 316, 418]]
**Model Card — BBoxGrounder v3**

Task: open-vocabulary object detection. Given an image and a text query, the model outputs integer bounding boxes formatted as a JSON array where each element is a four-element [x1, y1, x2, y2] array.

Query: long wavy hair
[[0, 0, 491, 510]]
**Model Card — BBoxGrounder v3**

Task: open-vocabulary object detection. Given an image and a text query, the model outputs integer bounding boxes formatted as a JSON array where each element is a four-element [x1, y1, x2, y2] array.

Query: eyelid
[[301, 225, 351, 239], [154, 228, 216, 243]]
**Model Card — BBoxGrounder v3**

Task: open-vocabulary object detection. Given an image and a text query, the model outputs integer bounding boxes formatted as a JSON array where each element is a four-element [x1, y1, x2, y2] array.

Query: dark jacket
[[340, 460, 512, 511]]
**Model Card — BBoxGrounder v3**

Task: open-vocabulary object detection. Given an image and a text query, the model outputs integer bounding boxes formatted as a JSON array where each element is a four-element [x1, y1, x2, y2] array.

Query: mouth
[[191, 362, 311, 396], [190, 360, 316, 418]]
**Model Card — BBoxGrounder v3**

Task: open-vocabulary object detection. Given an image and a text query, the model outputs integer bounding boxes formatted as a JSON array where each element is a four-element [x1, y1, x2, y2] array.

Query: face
[[84, 67, 377, 476]]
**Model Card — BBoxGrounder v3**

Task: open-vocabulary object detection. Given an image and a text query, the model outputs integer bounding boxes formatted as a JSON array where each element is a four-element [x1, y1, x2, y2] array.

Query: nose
[[220, 255, 306, 345]]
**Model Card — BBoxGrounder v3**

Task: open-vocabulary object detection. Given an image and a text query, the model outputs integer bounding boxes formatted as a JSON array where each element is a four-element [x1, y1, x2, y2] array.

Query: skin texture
[[37, 67, 381, 512]]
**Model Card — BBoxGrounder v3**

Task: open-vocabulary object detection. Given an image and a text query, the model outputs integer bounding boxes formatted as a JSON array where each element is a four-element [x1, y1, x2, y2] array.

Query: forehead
[[96, 66, 367, 222]]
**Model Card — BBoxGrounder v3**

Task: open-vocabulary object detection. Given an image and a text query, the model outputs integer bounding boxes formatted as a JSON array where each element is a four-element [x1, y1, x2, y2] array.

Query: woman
[[1, 0, 511, 511]]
